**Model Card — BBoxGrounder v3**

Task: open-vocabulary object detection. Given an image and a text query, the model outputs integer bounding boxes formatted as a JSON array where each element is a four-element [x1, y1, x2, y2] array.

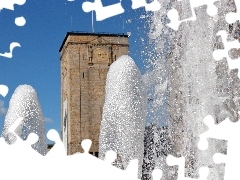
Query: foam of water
[[99, 55, 147, 178], [1, 85, 48, 155]]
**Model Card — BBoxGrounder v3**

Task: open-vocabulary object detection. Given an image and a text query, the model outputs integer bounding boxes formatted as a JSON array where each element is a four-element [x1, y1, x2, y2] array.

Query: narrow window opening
[[83, 72, 84, 78]]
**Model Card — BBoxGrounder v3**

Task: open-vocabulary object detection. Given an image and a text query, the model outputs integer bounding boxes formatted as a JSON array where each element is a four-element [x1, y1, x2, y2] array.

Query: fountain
[[99, 55, 147, 178], [143, 0, 240, 179], [1, 85, 48, 155]]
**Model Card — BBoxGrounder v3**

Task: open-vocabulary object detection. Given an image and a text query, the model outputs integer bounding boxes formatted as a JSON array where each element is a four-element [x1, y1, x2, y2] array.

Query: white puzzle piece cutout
[[212, 30, 240, 77], [199, 115, 240, 180], [167, 0, 219, 30], [82, 0, 124, 21]]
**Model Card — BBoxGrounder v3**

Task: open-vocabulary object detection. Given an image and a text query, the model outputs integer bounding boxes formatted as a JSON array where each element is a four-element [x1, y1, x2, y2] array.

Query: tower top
[[60, 31, 129, 155], [59, 31, 129, 52]]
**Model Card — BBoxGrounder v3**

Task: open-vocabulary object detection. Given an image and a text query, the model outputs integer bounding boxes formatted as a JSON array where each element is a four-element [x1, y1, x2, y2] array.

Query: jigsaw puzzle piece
[[67, 139, 103, 179], [131, 0, 161, 11], [171, 0, 192, 21], [82, 0, 124, 21], [212, 30, 240, 77], [3, 117, 43, 162], [199, 115, 240, 179], [191, 138, 227, 180], [142, 124, 177, 180], [190, 0, 219, 17], [214, 60, 240, 123], [226, 18, 240, 63], [22, 132, 44, 157], [81, 138, 92, 153], [167, 0, 219, 30], [0, 42, 21, 58], [167, 154, 211, 180], [213, 0, 237, 33], [0, 0, 26, 11], [225, 0, 240, 24], [169, 0, 237, 39], [142, 155, 178, 180], [182, 118, 227, 180], [46, 129, 67, 157], [166, 0, 192, 31], [178, 116, 227, 179], [71, 140, 136, 180], [199, 115, 235, 142]]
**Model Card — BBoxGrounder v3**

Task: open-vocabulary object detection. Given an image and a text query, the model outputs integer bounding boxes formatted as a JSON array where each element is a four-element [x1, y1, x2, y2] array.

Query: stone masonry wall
[[60, 34, 129, 155]]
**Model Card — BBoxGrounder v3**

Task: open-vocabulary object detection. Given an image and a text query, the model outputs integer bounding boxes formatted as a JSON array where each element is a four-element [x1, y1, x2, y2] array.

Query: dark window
[[95, 152, 99, 157]]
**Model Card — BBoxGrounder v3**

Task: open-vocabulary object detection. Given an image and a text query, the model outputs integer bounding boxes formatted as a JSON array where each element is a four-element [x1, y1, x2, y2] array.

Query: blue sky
[[0, 0, 153, 139]]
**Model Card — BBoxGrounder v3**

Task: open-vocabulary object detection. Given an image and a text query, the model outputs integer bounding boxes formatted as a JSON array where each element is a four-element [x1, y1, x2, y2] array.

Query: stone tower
[[59, 32, 129, 155]]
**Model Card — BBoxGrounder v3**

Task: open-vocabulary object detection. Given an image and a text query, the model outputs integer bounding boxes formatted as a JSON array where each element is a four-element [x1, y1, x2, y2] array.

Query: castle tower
[[59, 32, 129, 155]]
